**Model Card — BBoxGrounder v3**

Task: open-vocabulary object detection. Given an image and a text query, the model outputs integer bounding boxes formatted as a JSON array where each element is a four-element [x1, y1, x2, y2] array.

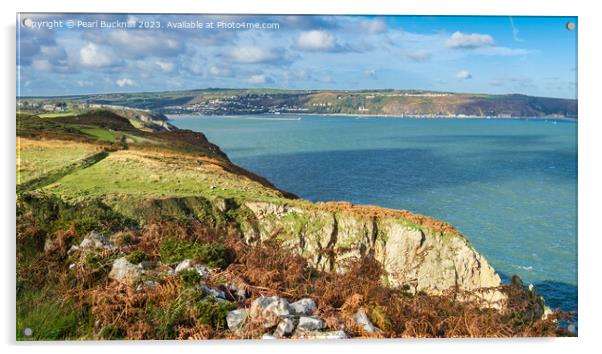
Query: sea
[[172, 114, 578, 316]]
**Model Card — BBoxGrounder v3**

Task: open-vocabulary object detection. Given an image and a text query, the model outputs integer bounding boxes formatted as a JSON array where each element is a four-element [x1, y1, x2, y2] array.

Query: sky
[[17, 14, 578, 99]]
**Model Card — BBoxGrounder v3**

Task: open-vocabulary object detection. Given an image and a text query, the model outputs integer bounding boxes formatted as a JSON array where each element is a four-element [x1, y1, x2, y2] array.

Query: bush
[[159, 239, 227, 268], [195, 297, 237, 329], [126, 250, 150, 264], [179, 268, 202, 287]]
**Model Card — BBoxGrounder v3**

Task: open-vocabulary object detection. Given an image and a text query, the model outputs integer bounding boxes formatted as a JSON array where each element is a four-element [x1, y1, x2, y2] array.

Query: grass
[[17, 138, 102, 184], [79, 127, 116, 142], [37, 111, 79, 118], [159, 239, 228, 268]]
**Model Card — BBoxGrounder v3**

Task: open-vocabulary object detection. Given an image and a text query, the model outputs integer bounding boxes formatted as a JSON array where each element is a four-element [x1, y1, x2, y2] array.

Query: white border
[[2, 1, 600, 353]]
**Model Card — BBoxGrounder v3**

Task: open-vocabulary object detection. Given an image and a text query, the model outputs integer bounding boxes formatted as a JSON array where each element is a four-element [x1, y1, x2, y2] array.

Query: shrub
[[179, 268, 202, 287], [159, 239, 227, 268], [126, 250, 150, 264], [195, 297, 237, 329]]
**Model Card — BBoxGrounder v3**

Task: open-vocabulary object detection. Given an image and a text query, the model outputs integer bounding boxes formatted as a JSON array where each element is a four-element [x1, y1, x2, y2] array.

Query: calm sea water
[[172, 115, 577, 313]]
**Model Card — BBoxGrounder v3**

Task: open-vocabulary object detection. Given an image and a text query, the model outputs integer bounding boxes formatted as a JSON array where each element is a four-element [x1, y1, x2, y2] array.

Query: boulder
[[80, 231, 114, 251], [353, 307, 376, 333], [200, 285, 226, 300], [250, 296, 291, 328], [290, 298, 317, 316], [274, 317, 296, 337], [108, 257, 142, 285], [297, 316, 324, 331], [226, 309, 248, 331]]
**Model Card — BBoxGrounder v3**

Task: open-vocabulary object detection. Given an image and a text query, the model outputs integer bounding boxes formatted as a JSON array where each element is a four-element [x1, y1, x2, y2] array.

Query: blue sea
[[172, 115, 577, 314]]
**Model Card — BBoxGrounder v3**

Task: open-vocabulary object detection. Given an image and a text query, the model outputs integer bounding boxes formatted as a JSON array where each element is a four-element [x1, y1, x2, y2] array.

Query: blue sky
[[17, 14, 577, 98]]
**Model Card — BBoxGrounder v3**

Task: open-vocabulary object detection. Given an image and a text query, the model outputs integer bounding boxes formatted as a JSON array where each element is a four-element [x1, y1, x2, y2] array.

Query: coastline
[[166, 112, 578, 122]]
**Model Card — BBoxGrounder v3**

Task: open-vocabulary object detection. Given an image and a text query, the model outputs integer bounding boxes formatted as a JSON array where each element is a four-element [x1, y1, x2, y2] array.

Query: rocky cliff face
[[220, 199, 504, 304]]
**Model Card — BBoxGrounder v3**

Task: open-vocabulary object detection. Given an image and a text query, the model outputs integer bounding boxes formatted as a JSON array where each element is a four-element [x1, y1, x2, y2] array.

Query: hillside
[[16, 110, 568, 340], [18, 89, 578, 118]]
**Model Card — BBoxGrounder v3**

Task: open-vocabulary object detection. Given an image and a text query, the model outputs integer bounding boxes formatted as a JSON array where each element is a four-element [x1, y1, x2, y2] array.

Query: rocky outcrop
[[238, 200, 504, 304]]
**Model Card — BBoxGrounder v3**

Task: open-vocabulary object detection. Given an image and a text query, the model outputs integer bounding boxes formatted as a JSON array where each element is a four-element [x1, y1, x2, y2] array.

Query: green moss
[[159, 239, 227, 268], [195, 297, 237, 329], [179, 268, 202, 287], [126, 250, 150, 264]]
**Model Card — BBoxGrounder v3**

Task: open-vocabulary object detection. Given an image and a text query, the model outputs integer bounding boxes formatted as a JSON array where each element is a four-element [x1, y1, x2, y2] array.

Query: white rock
[[80, 231, 114, 251], [290, 298, 317, 316], [250, 296, 291, 328], [226, 309, 248, 331], [108, 257, 142, 285], [297, 316, 324, 331], [261, 334, 277, 340], [274, 318, 295, 337], [200, 285, 226, 299], [174, 259, 193, 273], [353, 307, 376, 333]]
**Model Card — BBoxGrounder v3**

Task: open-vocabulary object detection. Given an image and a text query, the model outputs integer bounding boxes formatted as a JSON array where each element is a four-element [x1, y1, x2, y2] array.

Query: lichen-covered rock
[[226, 309, 247, 331], [274, 317, 296, 337], [250, 296, 291, 328], [297, 316, 324, 331], [108, 257, 142, 285], [353, 307, 376, 333], [290, 298, 317, 316], [80, 231, 113, 251]]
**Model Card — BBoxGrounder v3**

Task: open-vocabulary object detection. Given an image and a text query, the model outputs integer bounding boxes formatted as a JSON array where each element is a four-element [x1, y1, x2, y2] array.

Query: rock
[[261, 334, 277, 340], [200, 285, 226, 300], [226, 309, 248, 331], [44, 238, 54, 252], [353, 307, 376, 333], [297, 316, 324, 331], [174, 259, 193, 273], [139, 260, 155, 270], [108, 257, 143, 285], [293, 330, 347, 340], [274, 317, 295, 337], [80, 231, 113, 251], [250, 296, 291, 328], [174, 259, 210, 278], [290, 298, 317, 316], [67, 245, 79, 255]]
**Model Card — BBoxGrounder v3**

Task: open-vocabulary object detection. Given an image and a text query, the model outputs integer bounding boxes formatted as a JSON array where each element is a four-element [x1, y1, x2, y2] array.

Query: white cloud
[[229, 46, 280, 64], [406, 49, 433, 62], [208, 65, 233, 77], [116, 78, 136, 87], [456, 70, 472, 80], [156, 60, 175, 72], [446, 31, 494, 49], [31, 59, 52, 71], [79, 43, 114, 68], [296, 30, 337, 51], [244, 74, 272, 84], [359, 19, 387, 34]]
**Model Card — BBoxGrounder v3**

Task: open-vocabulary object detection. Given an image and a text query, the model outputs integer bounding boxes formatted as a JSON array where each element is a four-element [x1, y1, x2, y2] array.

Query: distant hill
[[18, 89, 578, 119]]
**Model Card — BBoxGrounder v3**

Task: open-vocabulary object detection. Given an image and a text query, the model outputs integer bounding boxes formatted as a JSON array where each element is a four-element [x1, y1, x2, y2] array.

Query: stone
[[200, 285, 226, 300], [297, 316, 324, 331], [227, 283, 247, 301], [136, 280, 159, 292], [353, 307, 376, 333], [261, 334, 277, 340], [174, 259, 193, 273], [293, 330, 347, 340], [290, 298, 317, 316], [226, 309, 248, 331], [79, 231, 114, 251], [250, 296, 291, 328], [108, 257, 143, 285], [274, 318, 295, 337]]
